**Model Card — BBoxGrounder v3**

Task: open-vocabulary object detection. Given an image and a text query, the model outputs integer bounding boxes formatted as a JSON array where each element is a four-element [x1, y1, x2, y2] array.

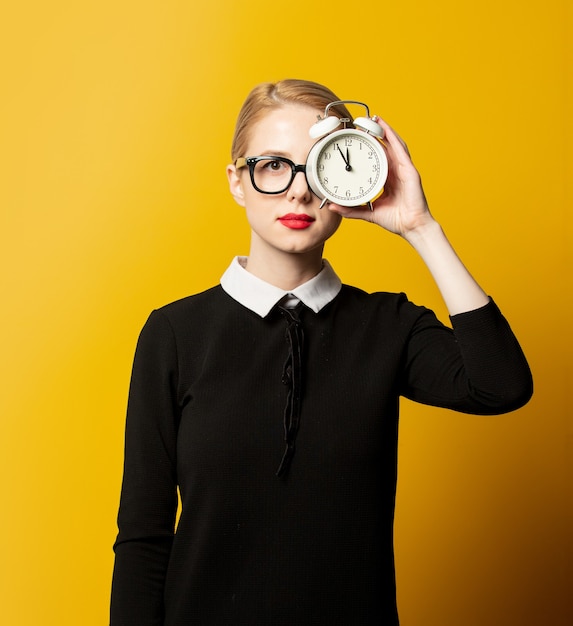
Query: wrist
[[402, 215, 442, 247]]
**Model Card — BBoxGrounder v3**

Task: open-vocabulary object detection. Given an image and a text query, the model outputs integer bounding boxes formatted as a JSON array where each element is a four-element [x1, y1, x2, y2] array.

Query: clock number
[[344, 138, 353, 147], [346, 190, 352, 198]]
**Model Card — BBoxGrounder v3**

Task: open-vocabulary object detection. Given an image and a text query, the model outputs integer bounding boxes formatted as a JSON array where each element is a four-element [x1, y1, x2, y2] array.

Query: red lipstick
[[278, 213, 315, 230]]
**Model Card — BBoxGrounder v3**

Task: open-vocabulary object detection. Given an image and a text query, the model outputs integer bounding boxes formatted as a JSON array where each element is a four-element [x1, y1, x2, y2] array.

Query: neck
[[245, 248, 324, 291]]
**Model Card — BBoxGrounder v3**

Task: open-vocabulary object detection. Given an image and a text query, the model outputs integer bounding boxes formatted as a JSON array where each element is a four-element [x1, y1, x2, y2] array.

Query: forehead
[[245, 104, 321, 157]]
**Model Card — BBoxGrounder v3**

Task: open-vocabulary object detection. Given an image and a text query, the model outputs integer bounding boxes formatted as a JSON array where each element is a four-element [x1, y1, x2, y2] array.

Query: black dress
[[111, 285, 532, 625]]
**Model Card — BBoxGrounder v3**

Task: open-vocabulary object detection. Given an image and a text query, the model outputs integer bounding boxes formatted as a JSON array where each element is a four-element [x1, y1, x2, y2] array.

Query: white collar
[[220, 256, 342, 318]]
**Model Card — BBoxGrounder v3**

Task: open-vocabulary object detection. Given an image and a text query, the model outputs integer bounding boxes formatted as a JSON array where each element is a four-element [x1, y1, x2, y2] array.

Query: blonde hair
[[231, 79, 353, 161]]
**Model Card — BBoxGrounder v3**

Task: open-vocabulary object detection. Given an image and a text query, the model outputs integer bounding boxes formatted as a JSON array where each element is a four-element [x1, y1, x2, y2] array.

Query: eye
[[262, 158, 288, 173]]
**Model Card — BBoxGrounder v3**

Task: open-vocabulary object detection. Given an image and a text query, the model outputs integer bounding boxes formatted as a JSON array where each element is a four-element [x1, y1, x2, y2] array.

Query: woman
[[110, 79, 532, 625]]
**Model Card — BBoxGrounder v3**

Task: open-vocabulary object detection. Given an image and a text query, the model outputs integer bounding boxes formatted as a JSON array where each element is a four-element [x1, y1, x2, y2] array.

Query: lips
[[278, 213, 315, 230]]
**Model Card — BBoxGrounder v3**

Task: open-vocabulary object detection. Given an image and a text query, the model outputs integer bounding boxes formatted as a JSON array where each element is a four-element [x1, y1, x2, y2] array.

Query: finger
[[372, 116, 411, 160]]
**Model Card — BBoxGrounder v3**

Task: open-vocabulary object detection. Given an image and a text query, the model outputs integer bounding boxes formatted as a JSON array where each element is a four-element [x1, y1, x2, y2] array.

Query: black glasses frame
[[235, 156, 308, 195]]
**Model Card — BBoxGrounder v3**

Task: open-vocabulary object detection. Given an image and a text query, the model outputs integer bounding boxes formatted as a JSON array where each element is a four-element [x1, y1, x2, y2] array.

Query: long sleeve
[[401, 298, 533, 414], [110, 311, 180, 625]]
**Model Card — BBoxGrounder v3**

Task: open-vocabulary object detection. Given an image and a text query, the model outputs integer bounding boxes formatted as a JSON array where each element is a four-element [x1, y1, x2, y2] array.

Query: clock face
[[312, 130, 387, 205]]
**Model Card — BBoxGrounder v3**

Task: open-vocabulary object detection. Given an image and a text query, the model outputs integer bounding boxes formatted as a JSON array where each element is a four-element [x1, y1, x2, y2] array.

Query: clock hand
[[337, 146, 352, 171]]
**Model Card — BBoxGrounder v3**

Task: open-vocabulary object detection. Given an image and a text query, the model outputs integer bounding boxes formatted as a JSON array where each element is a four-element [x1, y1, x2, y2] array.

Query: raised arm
[[327, 118, 490, 316]]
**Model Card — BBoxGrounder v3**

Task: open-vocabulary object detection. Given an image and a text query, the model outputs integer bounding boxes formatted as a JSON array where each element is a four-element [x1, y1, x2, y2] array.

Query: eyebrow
[[254, 150, 292, 158]]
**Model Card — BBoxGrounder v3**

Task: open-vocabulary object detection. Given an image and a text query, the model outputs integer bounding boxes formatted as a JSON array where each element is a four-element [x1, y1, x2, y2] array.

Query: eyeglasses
[[235, 156, 307, 195]]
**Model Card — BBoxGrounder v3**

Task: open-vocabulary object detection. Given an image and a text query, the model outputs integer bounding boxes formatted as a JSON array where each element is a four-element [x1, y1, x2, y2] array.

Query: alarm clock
[[305, 100, 388, 209]]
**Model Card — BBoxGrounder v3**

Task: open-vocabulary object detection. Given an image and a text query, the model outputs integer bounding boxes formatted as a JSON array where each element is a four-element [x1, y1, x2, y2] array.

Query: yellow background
[[1, 1, 571, 624]]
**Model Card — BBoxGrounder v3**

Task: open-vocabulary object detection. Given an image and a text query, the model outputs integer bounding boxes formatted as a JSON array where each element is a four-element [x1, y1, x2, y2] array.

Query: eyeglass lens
[[251, 157, 296, 193]]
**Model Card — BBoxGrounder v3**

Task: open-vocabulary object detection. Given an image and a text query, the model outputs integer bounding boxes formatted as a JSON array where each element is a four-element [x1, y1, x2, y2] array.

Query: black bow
[[276, 304, 305, 477]]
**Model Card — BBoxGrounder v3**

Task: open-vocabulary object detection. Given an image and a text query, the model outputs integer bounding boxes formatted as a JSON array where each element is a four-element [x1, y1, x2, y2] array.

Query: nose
[[288, 167, 312, 203]]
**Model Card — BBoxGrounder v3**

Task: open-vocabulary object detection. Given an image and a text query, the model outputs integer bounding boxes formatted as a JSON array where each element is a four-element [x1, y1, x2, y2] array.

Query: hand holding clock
[[327, 118, 435, 240], [327, 117, 489, 315]]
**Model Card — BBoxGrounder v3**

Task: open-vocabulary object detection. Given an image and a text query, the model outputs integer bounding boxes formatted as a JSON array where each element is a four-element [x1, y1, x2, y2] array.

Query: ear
[[226, 164, 246, 207]]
